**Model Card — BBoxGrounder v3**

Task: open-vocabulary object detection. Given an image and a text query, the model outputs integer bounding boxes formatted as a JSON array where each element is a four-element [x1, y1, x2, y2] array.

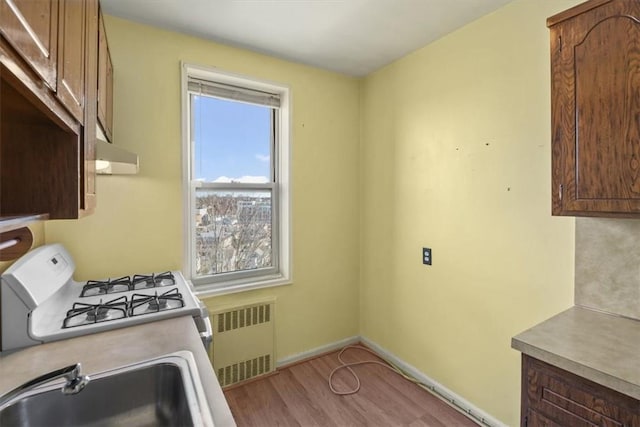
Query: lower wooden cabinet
[[527, 409, 563, 427], [521, 355, 640, 427]]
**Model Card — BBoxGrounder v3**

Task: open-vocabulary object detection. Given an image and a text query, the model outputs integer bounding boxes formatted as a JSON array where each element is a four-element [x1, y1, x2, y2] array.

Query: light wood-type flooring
[[224, 345, 479, 426]]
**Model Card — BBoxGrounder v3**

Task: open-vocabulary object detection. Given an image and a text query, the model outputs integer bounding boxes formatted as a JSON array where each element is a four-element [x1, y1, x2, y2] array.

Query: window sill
[[191, 274, 292, 298]]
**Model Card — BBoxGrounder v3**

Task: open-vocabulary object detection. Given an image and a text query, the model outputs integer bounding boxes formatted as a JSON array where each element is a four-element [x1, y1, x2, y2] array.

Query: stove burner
[[131, 272, 175, 290], [86, 306, 111, 322], [149, 299, 168, 310], [81, 276, 132, 297], [63, 296, 128, 328], [129, 288, 184, 317]]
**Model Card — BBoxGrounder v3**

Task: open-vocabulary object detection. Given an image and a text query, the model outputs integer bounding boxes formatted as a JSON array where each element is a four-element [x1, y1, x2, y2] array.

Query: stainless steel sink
[[0, 351, 213, 426]]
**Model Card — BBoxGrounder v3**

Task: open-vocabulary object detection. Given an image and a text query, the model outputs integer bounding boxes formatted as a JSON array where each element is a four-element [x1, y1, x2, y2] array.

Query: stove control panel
[[48, 253, 69, 273]]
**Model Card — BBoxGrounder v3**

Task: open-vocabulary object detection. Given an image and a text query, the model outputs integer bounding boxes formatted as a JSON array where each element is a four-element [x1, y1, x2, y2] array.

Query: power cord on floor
[[329, 344, 442, 396], [328, 344, 407, 395], [327, 345, 491, 427]]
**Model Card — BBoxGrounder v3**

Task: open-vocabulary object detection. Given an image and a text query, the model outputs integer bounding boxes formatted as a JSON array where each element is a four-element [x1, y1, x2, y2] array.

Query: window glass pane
[[195, 189, 273, 276], [192, 94, 272, 183]]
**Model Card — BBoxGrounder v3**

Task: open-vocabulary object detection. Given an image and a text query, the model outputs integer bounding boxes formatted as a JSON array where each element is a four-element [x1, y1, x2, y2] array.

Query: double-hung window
[[182, 65, 291, 294]]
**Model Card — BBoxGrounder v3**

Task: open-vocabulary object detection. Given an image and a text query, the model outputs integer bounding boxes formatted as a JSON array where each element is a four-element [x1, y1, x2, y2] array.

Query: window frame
[[181, 63, 292, 296]]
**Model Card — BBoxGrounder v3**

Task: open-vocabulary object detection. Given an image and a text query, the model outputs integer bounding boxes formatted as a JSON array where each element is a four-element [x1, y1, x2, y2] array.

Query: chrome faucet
[[0, 363, 90, 409]]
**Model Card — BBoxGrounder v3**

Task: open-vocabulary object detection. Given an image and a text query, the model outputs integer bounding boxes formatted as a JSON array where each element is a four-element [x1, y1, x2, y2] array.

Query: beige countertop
[[0, 316, 236, 426], [512, 306, 640, 400]]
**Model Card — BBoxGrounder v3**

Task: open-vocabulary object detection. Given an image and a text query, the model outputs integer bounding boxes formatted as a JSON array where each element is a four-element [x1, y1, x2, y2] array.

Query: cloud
[[213, 176, 269, 184], [255, 154, 270, 162]]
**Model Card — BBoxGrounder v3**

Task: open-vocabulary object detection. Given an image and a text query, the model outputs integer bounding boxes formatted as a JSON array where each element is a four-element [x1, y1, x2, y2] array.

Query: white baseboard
[[276, 335, 360, 368], [360, 337, 508, 427], [276, 335, 506, 427]]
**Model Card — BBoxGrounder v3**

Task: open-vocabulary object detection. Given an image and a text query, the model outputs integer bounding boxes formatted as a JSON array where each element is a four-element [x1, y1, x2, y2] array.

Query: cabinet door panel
[[105, 50, 113, 139], [522, 355, 640, 427], [82, 0, 98, 213], [526, 409, 564, 427], [0, 0, 58, 89], [56, 0, 85, 123], [551, 0, 640, 216], [575, 16, 640, 201], [97, 9, 113, 141]]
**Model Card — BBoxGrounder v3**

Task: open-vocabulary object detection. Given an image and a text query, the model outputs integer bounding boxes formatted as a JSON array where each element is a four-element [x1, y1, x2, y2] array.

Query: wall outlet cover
[[422, 247, 432, 265]]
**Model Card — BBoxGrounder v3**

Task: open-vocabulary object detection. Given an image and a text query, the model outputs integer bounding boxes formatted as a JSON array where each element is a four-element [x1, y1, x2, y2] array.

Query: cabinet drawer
[[522, 356, 640, 427]]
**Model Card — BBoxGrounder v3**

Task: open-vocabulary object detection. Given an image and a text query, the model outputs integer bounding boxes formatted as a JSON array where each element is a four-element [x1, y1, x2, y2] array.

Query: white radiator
[[211, 299, 276, 387]]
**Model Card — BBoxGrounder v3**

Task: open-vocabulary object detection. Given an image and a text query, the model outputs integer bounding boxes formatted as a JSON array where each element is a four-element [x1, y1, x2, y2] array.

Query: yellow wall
[[359, 0, 581, 424], [44, 16, 361, 359]]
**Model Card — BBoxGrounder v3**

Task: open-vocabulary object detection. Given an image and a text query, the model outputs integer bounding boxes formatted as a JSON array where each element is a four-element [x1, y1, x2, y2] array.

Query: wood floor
[[224, 346, 478, 426]]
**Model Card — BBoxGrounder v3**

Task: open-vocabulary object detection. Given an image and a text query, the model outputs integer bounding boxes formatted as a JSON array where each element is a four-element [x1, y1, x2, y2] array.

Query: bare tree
[[195, 192, 272, 276]]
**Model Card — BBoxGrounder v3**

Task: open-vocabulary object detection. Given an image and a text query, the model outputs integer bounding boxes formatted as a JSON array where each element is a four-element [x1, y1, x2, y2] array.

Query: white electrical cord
[[328, 344, 411, 395], [327, 345, 489, 426]]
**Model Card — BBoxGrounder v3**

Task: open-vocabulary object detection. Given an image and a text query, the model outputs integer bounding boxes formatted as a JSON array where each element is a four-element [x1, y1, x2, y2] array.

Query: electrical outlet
[[422, 247, 432, 265]]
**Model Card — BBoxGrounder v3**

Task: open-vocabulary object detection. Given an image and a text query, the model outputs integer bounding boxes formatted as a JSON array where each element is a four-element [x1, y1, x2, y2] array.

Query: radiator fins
[[217, 354, 272, 387], [211, 300, 275, 387], [217, 304, 271, 333]]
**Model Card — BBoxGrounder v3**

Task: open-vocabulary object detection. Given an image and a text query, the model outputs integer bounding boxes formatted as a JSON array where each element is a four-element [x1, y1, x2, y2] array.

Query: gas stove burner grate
[[129, 288, 184, 317], [63, 296, 128, 328], [131, 271, 176, 290], [80, 276, 132, 297]]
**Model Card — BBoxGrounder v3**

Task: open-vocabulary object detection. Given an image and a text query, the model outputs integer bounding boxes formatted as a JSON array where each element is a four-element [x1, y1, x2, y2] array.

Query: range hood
[[95, 126, 139, 175]]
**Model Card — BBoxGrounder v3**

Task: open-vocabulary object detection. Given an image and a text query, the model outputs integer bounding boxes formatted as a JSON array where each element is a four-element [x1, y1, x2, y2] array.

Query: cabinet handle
[[559, 184, 563, 201]]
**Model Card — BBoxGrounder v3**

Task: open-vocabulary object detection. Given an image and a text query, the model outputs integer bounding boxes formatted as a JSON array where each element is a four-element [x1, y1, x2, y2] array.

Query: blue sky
[[192, 95, 271, 182]]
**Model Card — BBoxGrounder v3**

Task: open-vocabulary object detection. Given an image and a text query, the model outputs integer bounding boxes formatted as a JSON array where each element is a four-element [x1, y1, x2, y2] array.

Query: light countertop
[[0, 316, 236, 426], [512, 306, 640, 400]]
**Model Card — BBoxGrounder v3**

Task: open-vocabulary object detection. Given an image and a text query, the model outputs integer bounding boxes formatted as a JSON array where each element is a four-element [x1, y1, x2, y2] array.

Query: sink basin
[[0, 351, 213, 426]]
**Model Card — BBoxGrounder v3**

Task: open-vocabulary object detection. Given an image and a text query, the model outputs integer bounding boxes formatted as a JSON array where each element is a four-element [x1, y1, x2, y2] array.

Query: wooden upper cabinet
[[549, 0, 640, 216], [0, 0, 59, 90], [56, 0, 86, 123], [97, 8, 113, 141], [0, 0, 101, 220]]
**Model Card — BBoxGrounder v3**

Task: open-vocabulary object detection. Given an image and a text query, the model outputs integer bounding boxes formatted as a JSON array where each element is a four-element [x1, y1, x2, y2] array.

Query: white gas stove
[[1, 244, 211, 352]]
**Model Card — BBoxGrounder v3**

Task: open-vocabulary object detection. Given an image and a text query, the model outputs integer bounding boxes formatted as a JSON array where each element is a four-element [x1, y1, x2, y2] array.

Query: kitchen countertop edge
[[511, 306, 640, 401]]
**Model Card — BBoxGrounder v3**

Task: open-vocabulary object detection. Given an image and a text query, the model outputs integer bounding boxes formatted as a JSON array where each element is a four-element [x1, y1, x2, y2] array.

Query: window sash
[[190, 182, 280, 285], [189, 90, 279, 285], [193, 182, 275, 190], [189, 94, 277, 184]]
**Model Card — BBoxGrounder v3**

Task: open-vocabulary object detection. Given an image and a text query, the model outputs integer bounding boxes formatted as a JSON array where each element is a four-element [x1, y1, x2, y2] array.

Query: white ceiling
[[100, 0, 514, 76]]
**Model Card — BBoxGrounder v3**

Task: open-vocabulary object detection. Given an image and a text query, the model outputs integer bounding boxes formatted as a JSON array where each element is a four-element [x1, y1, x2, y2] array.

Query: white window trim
[[181, 63, 292, 297]]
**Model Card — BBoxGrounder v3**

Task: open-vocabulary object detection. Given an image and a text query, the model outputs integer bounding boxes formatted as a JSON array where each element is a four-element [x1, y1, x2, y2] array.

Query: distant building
[[237, 199, 271, 224]]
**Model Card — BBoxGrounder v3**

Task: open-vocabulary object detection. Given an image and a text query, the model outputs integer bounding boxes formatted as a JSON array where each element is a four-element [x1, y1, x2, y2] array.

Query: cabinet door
[[0, 0, 58, 89], [56, 0, 85, 123], [550, 0, 640, 216], [526, 409, 563, 427], [97, 9, 113, 141], [81, 0, 98, 214], [522, 355, 640, 427]]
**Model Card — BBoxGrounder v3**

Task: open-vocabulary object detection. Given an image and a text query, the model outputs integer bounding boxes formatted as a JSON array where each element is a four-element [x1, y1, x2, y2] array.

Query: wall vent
[[211, 300, 275, 387], [217, 303, 271, 333], [217, 354, 272, 387]]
